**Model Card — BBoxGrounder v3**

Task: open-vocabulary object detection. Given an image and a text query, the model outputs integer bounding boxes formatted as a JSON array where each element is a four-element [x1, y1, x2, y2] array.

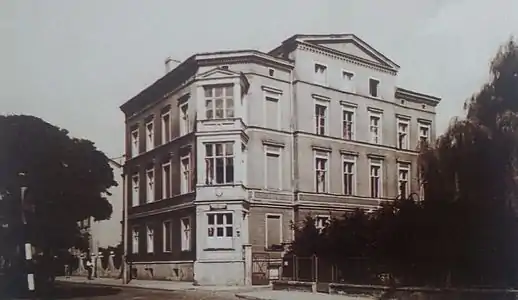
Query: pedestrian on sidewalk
[[85, 256, 93, 280]]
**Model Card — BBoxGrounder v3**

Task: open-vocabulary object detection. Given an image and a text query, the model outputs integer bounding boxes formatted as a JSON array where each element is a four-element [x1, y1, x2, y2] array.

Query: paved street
[[8, 282, 240, 300]]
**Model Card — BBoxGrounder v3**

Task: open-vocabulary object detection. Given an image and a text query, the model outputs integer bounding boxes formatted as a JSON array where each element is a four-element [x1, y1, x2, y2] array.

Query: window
[[162, 163, 171, 199], [130, 129, 139, 157], [146, 168, 154, 203], [315, 103, 327, 135], [145, 120, 154, 151], [131, 227, 139, 254], [343, 156, 356, 195], [315, 216, 330, 233], [204, 85, 234, 119], [315, 152, 329, 193], [397, 119, 409, 149], [265, 146, 281, 190], [342, 70, 354, 92], [205, 142, 234, 185], [342, 108, 355, 140], [369, 113, 382, 144], [369, 78, 379, 97], [131, 174, 139, 207], [398, 163, 410, 199], [264, 94, 280, 130], [161, 111, 170, 144], [180, 155, 191, 194], [314, 63, 327, 85], [207, 212, 233, 249], [162, 221, 172, 252], [419, 174, 425, 201], [370, 159, 383, 198], [179, 103, 189, 136], [419, 122, 431, 145], [146, 225, 154, 253], [181, 217, 191, 251], [265, 214, 282, 250]]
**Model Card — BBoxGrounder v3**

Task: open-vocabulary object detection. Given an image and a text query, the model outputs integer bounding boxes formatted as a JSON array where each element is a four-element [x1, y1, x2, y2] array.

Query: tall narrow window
[[342, 70, 355, 93], [418, 122, 431, 145], [204, 85, 234, 119], [161, 111, 170, 144], [130, 129, 139, 157], [342, 108, 355, 140], [315, 103, 327, 135], [265, 214, 282, 250], [397, 119, 409, 149], [207, 212, 233, 249], [265, 146, 281, 190], [205, 142, 234, 185], [131, 174, 139, 207], [315, 152, 328, 193], [162, 221, 172, 252], [181, 217, 191, 251], [162, 163, 171, 199], [369, 113, 382, 144], [398, 163, 410, 199], [180, 155, 191, 194], [131, 227, 139, 254], [343, 156, 356, 195], [179, 103, 189, 136], [145, 120, 154, 152], [146, 168, 154, 203], [314, 63, 327, 85], [369, 78, 379, 97], [370, 159, 382, 198], [264, 95, 280, 130], [146, 225, 154, 253]]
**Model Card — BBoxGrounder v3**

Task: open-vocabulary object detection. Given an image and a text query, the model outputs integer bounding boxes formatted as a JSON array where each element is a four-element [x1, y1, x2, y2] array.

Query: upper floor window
[[265, 214, 282, 250], [342, 70, 355, 93], [145, 120, 154, 152], [161, 111, 170, 144], [314, 63, 327, 85], [419, 122, 431, 145], [315, 215, 330, 233], [162, 162, 171, 199], [162, 220, 172, 253], [370, 159, 383, 198], [180, 154, 191, 193], [398, 163, 410, 199], [205, 142, 234, 185], [315, 103, 327, 135], [343, 156, 356, 196], [146, 168, 155, 203], [369, 78, 379, 97], [179, 102, 189, 136], [204, 85, 234, 120], [314, 152, 329, 193], [264, 94, 280, 130], [369, 113, 382, 144], [130, 128, 139, 157], [264, 146, 282, 190], [207, 212, 233, 249], [342, 108, 355, 140], [131, 174, 139, 207], [397, 119, 409, 150]]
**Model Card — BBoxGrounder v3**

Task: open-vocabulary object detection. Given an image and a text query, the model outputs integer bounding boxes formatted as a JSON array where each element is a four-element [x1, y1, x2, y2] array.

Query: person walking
[[85, 256, 93, 280]]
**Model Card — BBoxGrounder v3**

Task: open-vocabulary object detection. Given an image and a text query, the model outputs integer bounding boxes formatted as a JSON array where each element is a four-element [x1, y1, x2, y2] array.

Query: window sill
[[204, 248, 234, 251]]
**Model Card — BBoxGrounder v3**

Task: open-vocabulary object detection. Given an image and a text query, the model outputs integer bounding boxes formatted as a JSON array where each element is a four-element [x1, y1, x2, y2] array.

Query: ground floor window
[[206, 212, 233, 249]]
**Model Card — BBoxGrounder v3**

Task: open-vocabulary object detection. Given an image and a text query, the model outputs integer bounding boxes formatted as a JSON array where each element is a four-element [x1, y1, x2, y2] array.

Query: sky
[[2, 0, 518, 159]]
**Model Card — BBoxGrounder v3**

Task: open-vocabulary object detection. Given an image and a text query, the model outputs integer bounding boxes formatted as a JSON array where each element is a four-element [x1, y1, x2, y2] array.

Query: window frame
[[265, 213, 283, 250], [130, 128, 139, 158], [342, 70, 355, 93], [368, 111, 383, 144], [145, 120, 154, 152], [263, 92, 281, 130], [369, 159, 383, 198], [398, 163, 411, 199], [264, 146, 282, 190], [131, 173, 139, 207], [180, 154, 191, 194], [179, 102, 189, 136], [315, 215, 331, 233], [161, 111, 171, 145], [342, 106, 356, 140], [180, 217, 192, 252], [314, 100, 328, 136], [146, 167, 155, 203], [162, 162, 171, 199], [314, 151, 330, 193], [131, 226, 139, 254], [146, 225, 154, 254], [204, 142, 235, 185], [162, 220, 172, 253], [418, 122, 431, 145], [204, 84, 235, 120], [313, 62, 328, 86], [206, 212, 234, 249], [397, 118, 410, 150], [369, 77, 380, 98], [342, 155, 357, 196]]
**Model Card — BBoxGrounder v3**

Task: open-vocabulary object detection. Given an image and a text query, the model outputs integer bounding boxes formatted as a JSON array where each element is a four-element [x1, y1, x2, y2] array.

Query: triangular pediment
[[198, 67, 241, 79], [296, 34, 399, 70]]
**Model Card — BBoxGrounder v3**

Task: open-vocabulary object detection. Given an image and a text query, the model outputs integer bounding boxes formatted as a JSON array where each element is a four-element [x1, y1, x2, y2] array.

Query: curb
[[56, 279, 197, 292], [235, 294, 273, 300]]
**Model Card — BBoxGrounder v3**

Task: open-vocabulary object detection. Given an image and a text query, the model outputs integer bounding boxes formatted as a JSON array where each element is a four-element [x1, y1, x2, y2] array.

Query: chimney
[[164, 57, 181, 74]]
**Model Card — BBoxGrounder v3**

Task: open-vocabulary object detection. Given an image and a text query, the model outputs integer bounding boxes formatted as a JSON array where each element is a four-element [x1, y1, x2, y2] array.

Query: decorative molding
[[312, 145, 332, 153], [396, 158, 412, 165], [261, 85, 283, 95], [340, 149, 359, 156], [367, 153, 386, 160], [340, 100, 358, 108], [311, 93, 331, 102], [396, 113, 411, 120], [417, 118, 433, 124], [367, 106, 384, 114], [262, 139, 285, 148]]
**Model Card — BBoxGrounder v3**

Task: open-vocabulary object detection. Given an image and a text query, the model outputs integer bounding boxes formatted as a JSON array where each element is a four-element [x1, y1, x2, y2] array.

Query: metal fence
[[281, 254, 388, 285]]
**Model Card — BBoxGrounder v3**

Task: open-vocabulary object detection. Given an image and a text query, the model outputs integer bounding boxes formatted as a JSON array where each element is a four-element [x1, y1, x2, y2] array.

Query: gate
[[251, 252, 270, 285]]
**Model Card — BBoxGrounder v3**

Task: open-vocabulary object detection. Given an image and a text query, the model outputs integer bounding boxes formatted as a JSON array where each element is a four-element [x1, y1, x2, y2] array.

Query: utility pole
[[121, 171, 128, 284], [19, 174, 35, 294]]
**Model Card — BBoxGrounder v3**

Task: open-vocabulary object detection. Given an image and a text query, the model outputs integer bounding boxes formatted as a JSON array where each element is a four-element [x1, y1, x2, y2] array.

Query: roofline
[[395, 87, 441, 105], [108, 158, 123, 168]]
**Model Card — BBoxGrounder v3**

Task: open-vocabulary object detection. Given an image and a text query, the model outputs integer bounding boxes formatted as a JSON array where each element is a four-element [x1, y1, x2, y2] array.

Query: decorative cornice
[[367, 153, 386, 160], [396, 113, 411, 120], [261, 85, 283, 95], [367, 106, 384, 114], [312, 145, 332, 153], [340, 150, 359, 156], [262, 139, 285, 148], [312, 93, 331, 102], [396, 158, 412, 165], [340, 100, 358, 108], [395, 87, 441, 106], [417, 118, 432, 124]]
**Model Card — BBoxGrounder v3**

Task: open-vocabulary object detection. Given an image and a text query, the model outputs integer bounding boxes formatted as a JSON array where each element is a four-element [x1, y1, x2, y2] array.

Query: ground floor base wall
[[130, 262, 193, 281], [193, 260, 244, 286]]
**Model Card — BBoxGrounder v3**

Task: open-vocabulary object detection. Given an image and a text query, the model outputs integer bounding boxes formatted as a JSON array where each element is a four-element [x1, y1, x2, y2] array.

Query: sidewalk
[[235, 291, 373, 300], [56, 276, 271, 292]]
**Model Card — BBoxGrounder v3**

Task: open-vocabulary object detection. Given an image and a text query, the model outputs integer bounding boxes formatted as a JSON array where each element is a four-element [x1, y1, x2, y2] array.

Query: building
[[119, 33, 441, 286]]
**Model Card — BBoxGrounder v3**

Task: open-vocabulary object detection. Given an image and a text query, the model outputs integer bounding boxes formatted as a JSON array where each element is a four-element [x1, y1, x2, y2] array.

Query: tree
[[0, 115, 116, 256]]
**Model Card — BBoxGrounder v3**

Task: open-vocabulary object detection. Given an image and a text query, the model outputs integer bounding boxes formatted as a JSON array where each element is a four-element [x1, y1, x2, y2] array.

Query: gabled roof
[[270, 33, 400, 71]]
